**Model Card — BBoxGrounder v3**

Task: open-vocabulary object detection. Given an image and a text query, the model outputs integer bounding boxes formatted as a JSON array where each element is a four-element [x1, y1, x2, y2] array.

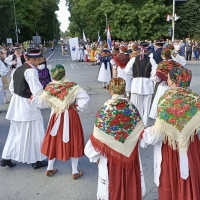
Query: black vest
[[13, 64, 32, 98], [152, 48, 163, 64], [132, 54, 152, 78]]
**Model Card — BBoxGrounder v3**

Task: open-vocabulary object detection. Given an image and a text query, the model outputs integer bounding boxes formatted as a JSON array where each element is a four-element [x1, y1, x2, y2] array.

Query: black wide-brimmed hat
[[12, 44, 21, 50], [26, 48, 43, 58], [139, 42, 149, 48], [155, 39, 164, 46]]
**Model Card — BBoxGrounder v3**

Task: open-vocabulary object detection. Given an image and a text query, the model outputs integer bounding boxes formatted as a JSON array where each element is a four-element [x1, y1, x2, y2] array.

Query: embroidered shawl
[[90, 95, 144, 169], [113, 53, 130, 69], [149, 87, 200, 152], [39, 79, 81, 115], [100, 50, 112, 70], [156, 60, 182, 81]]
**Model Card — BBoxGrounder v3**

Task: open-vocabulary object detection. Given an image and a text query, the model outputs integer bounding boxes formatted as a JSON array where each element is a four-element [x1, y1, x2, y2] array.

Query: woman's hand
[[96, 159, 99, 165]]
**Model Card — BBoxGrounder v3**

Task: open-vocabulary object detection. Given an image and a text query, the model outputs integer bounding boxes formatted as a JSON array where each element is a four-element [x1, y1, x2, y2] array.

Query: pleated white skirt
[[2, 119, 47, 164], [98, 62, 111, 83]]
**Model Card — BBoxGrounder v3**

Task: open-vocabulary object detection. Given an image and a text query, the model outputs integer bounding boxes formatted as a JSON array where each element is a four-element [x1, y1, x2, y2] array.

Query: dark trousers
[[186, 51, 192, 60]]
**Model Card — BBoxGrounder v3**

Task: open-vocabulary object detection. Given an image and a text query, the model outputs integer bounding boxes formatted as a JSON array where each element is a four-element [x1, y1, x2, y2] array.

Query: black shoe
[[82, 60, 84, 62], [32, 161, 48, 169], [0, 159, 16, 167], [79, 60, 80, 62]]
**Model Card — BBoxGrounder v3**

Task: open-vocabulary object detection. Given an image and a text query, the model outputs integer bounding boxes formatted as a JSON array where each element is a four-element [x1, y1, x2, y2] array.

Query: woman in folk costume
[[149, 48, 183, 120], [31, 64, 90, 178], [0, 59, 9, 110], [141, 67, 200, 200], [37, 57, 51, 89], [90, 46, 97, 65], [85, 78, 146, 200], [129, 44, 139, 59], [110, 46, 131, 98], [169, 43, 187, 66], [97, 43, 113, 88]]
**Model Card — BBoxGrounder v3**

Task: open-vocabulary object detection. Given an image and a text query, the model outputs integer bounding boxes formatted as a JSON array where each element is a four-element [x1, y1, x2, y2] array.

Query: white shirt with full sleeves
[[6, 67, 43, 121], [124, 56, 158, 95]]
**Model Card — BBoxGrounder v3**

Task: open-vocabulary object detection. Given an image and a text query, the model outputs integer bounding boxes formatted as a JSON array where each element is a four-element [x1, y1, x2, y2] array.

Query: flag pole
[[172, 0, 175, 42]]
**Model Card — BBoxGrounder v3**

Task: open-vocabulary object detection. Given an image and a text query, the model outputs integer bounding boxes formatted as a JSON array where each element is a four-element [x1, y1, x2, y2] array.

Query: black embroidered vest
[[132, 54, 152, 78], [152, 48, 163, 64], [13, 64, 32, 98]]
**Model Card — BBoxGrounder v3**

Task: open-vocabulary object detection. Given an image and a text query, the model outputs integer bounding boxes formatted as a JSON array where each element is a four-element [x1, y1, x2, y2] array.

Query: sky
[[56, 0, 70, 32]]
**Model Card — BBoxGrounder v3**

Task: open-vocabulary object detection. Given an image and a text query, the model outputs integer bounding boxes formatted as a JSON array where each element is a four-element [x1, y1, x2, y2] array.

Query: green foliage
[[67, 0, 199, 41], [175, 0, 200, 40], [0, 0, 60, 44]]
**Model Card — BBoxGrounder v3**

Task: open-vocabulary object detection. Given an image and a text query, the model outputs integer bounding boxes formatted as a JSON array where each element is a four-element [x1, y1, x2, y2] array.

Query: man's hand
[[96, 159, 99, 165]]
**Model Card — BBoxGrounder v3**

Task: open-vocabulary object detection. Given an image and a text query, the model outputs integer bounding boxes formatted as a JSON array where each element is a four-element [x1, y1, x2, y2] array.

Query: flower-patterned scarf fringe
[[91, 96, 144, 169], [39, 79, 81, 115], [152, 87, 200, 152], [113, 53, 130, 69]]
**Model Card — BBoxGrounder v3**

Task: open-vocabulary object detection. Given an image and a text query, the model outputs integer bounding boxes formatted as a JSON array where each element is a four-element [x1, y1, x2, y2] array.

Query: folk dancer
[[1, 48, 47, 169], [0, 60, 9, 111], [97, 43, 112, 88], [110, 46, 131, 98], [149, 48, 183, 120], [85, 78, 146, 200], [141, 67, 200, 200], [4, 44, 26, 71], [125, 42, 157, 127], [31, 64, 90, 178], [149, 39, 164, 64], [37, 57, 51, 89]]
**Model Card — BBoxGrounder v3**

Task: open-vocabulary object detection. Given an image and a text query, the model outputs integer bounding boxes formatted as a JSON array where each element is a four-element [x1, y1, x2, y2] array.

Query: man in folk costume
[[141, 67, 200, 200], [98, 43, 113, 88], [110, 46, 131, 98], [4, 44, 26, 70], [149, 48, 183, 120], [149, 39, 164, 64], [0, 59, 9, 111], [31, 64, 90, 178], [85, 78, 146, 200], [1, 48, 47, 169], [124, 42, 157, 127]]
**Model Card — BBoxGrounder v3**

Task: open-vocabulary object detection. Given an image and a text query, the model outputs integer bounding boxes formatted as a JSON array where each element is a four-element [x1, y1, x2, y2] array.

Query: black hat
[[12, 44, 21, 50], [26, 48, 43, 58], [139, 42, 149, 48], [155, 39, 164, 46]]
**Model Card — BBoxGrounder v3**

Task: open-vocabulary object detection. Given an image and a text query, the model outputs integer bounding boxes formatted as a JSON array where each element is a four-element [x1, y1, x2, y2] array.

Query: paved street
[[0, 48, 199, 200]]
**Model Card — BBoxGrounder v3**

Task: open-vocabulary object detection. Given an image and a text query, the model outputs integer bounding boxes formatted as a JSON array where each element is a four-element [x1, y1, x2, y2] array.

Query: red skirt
[[108, 145, 142, 200], [41, 107, 84, 161], [159, 134, 200, 200]]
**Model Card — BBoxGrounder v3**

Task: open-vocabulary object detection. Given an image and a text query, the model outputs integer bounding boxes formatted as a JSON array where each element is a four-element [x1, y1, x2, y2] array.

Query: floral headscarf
[[169, 67, 192, 87], [120, 45, 128, 53], [168, 44, 174, 51], [51, 64, 65, 81], [161, 48, 171, 59], [132, 44, 139, 52], [108, 77, 126, 95]]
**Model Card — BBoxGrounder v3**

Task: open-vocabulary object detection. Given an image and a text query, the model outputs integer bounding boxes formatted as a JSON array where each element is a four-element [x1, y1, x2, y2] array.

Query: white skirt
[[149, 81, 169, 119], [98, 62, 111, 83], [117, 67, 132, 92], [2, 119, 47, 164]]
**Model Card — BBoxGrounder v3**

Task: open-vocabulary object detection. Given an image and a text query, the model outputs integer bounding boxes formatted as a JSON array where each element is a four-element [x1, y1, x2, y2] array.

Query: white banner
[[69, 37, 79, 60]]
